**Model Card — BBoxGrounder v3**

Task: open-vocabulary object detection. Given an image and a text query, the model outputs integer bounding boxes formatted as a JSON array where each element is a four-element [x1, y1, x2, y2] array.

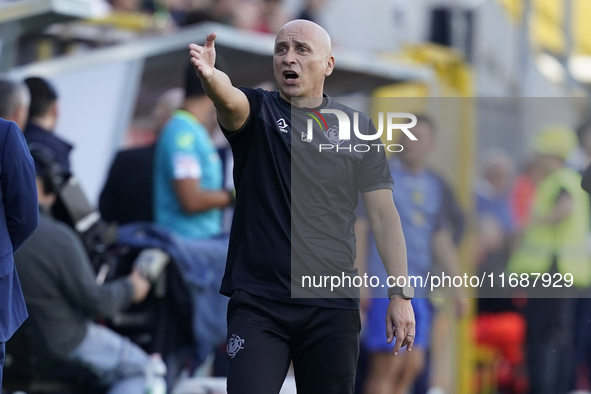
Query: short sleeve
[[172, 152, 201, 179], [164, 127, 201, 180], [220, 87, 264, 140], [357, 118, 394, 193]]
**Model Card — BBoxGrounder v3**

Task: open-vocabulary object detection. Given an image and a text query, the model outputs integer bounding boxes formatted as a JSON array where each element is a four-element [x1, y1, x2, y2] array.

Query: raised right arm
[[189, 33, 250, 132]]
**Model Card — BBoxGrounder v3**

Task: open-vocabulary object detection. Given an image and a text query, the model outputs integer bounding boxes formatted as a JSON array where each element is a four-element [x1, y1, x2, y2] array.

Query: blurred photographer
[[13, 146, 153, 394]]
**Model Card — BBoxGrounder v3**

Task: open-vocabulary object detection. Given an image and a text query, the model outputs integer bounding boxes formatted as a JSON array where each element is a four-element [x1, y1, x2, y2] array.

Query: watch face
[[404, 286, 415, 299]]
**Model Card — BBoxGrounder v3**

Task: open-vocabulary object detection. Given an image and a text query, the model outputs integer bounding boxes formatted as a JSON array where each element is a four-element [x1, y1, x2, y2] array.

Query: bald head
[[277, 19, 331, 57], [273, 19, 335, 101]]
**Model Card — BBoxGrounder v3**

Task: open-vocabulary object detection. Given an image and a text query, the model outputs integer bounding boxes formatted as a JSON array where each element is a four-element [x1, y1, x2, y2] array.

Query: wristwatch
[[388, 285, 414, 300]]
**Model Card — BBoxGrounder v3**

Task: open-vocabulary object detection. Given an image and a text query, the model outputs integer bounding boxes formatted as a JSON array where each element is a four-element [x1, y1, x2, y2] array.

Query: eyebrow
[[293, 40, 312, 50], [274, 40, 312, 50]]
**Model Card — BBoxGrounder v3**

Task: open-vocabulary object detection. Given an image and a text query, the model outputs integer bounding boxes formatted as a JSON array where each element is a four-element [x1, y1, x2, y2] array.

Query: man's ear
[[14, 106, 27, 130], [51, 101, 59, 118], [325, 55, 335, 77]]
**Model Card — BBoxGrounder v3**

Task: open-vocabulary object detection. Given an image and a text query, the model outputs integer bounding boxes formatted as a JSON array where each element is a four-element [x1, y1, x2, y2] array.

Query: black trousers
[[226, 290, 361, 394], [525, 298, 575, 394]]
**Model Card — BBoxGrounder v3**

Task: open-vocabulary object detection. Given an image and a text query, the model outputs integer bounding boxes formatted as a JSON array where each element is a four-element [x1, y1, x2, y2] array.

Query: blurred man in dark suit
[[0, 118, 39, 388]]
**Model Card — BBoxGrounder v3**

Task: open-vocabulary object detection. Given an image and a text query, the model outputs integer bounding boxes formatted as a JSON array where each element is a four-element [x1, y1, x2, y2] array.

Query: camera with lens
[[28, 143, 118, 269]]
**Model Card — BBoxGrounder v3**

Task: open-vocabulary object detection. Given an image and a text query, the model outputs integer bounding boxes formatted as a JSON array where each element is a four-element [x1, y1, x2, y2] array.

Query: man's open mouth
[[283, 71, 299, 84]]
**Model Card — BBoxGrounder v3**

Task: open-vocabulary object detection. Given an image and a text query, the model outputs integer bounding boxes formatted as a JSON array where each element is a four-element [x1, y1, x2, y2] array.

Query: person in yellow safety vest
[[508, 125, 589, 394], [508, 125, 591, 289]]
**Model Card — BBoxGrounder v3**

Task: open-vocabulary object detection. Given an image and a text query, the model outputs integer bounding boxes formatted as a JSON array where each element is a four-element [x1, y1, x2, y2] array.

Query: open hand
[[189, 32, 217, 80]]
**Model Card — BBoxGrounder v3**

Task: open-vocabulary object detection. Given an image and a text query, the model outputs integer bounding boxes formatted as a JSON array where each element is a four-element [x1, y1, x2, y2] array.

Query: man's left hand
[[385, 296, 415, 355]]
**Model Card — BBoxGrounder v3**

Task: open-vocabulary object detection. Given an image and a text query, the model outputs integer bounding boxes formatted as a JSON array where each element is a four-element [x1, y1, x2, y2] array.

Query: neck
[[279, 92, 324, 109], [30, 116, 55, 131], [279, 91, 291, 104]]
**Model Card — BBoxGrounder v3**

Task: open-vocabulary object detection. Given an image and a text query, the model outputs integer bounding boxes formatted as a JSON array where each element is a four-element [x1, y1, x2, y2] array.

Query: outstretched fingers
[[188, 33, 217, 78]]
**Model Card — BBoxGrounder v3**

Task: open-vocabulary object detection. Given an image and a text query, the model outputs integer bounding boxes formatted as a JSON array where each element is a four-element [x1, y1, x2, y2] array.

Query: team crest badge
[[227, 334, 245, 358], [324, 124, 344, 145]]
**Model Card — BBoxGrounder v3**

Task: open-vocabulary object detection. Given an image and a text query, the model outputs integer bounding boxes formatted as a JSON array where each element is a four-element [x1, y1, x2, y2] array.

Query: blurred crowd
[[3, 59, 591, 394], [472, 123, 591, 394], [38, 0, 327, 51], [4, 0, 591, 392]]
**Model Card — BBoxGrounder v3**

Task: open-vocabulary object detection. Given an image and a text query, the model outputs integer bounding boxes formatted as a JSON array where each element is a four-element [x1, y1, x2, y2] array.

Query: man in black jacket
[[14, 153, 153, 394]]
